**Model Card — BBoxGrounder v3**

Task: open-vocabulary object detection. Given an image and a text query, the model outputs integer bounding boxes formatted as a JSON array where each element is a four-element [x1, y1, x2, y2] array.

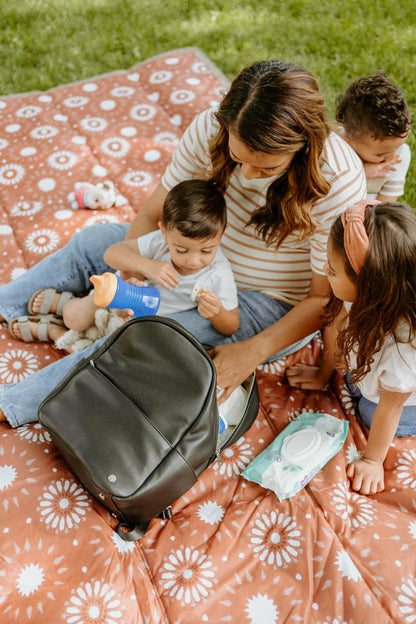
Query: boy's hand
[[196, 290, 222, 319], [144, 260, 180, 290], [116, 278, 144, 321], [347, 457, 384, 495], [364, 155, 401, 179], [286, 363, 329, 390]]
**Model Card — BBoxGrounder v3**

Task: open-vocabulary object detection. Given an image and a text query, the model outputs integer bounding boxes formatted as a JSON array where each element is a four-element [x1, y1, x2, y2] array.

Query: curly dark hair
[[324, 202, 416, 384], [335, 71, 411, 140]]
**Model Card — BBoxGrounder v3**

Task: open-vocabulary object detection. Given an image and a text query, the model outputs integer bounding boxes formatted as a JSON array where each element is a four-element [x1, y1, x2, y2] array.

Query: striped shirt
[[162, 108, 366, 306]]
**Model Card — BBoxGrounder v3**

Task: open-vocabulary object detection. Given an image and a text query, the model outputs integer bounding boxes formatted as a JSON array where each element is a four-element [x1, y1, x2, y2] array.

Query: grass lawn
[[1, 0, 415, 203]]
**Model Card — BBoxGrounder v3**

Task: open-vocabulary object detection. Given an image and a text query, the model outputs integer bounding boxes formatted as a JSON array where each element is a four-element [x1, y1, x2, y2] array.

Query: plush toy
[[68, 180, 127, 210], [54, 308, 125, 353]]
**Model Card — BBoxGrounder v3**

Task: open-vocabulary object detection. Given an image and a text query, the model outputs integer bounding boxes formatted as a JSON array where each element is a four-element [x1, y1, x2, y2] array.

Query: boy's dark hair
[[335, 71, 412, 140], [162, 179, 227, 239]]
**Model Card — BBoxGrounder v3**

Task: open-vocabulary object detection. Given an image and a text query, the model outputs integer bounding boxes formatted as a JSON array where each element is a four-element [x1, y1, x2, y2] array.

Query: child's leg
[[62, 295, 99, 332]]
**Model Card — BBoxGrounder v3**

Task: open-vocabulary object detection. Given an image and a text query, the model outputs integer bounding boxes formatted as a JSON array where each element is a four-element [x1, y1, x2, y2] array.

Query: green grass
[[2, 0, 415, 202]]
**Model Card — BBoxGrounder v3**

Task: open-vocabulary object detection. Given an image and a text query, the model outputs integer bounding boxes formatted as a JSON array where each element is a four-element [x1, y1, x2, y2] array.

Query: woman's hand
[[209, 342, 257, 401], [346, 457, 384, 495]]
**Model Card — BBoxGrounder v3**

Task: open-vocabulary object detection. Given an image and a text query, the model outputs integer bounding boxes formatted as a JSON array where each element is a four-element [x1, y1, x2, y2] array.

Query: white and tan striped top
[[162, 108, 366, 306]]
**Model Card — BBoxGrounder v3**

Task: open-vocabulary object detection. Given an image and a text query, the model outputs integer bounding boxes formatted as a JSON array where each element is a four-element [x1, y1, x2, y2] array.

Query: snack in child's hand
[[191, 281, 208, 302]]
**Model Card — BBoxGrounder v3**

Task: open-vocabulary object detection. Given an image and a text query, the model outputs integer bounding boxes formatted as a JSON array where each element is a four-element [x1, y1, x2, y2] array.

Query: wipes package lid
[[242, 412, 348, 501]]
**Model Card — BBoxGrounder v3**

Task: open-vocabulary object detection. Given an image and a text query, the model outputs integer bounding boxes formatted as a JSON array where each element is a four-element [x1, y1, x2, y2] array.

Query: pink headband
[[341, 203, 370, 274]]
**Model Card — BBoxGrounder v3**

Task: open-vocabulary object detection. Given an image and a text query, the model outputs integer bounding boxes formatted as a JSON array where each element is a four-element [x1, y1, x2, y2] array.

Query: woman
[[0, 60, 366, 426]]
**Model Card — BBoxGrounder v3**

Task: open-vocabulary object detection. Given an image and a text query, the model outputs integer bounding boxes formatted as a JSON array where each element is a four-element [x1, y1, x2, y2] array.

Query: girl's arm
[[211, 271, 330, 397], [347, 389, 411, 495]]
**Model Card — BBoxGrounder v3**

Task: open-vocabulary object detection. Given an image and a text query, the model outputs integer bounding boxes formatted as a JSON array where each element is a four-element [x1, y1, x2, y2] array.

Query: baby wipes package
[[242, 412, 348, 501]]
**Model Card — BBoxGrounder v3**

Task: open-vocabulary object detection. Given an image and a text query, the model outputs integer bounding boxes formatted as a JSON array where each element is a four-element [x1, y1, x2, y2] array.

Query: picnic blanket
[[0, 47, 415, 624]]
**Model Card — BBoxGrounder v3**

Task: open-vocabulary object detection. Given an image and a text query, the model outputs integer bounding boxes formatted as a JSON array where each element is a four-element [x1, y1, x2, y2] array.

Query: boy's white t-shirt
[[344, 302, 416, 405], [137, 230, 238, 316]]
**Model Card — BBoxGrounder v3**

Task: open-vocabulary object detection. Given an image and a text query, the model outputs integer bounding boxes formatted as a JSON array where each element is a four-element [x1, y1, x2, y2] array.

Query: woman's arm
[[347, 389, 411, 495], [125, 182, 169, 241], [210, 271, 330, 397], [286, 306, 347, 390]]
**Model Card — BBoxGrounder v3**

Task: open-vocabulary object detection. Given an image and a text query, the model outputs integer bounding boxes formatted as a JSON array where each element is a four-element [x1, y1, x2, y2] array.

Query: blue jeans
[[347, 377, 416, 437], [0, 223, 316, 427]]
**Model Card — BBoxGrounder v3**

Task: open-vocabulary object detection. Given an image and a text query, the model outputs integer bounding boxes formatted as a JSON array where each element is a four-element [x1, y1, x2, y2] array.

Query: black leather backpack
[[38, 317, 259, 540]]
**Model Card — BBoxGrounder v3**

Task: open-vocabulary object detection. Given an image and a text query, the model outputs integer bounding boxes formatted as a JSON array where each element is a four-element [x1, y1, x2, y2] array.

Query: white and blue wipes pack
[[242, 412, 348, 501]]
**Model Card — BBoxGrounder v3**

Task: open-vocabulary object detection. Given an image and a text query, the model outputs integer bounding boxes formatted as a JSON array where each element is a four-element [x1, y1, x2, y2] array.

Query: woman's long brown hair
[[209, 60, 331, 247], [325, 202, 416, 384]]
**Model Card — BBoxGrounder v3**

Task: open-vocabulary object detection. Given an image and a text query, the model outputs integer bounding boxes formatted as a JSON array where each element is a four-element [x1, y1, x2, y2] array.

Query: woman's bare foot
[[0, 408, 7, 423]]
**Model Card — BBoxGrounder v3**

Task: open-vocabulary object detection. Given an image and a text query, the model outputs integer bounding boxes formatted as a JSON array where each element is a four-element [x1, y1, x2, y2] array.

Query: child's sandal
[[28, 288, 73, 317], [8, 314, 65, 343]]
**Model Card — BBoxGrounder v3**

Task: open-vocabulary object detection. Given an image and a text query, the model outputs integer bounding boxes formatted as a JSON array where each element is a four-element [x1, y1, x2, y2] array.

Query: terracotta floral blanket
[[0, 48, 415, 624]]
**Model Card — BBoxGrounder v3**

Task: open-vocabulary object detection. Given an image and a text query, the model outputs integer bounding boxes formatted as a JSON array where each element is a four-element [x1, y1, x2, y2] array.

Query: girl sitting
[[287, 200, 416, 496]]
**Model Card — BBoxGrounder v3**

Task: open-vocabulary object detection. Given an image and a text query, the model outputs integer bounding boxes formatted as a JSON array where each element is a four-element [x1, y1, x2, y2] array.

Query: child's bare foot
[[9, 315, 68, 343], [28, 289, 73, 317]]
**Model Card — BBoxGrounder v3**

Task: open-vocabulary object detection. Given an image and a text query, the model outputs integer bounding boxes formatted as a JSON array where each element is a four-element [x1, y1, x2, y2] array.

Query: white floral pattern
[[196, 500, 225, 525], [160, 547, 215, 605], [397, 576, 416, 622], [24, 229, 60, 254], [80, 116, 108, 132], [37, 478, 90, 532], [16, 423, 52, 445], [16, 105, 42, 118], [47, 150, 78, 170], [212, 437, 253, 477], [394, 449, 416, 488], [249, 511, 302, 567], [245, 593, 279, 624], [10, 200, 43, 217], [0, 163, 25, 185], [100, 137, 130, 158], [330, 481, 377, 528], [30, 125, 59, 139], [0, 349, 39, 383], [121, 170, 153, 187], [63, 96, 89, 108], [63, 580, 124, 623], [334, 550, 362, 582], [130, 103, 157, 121]]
